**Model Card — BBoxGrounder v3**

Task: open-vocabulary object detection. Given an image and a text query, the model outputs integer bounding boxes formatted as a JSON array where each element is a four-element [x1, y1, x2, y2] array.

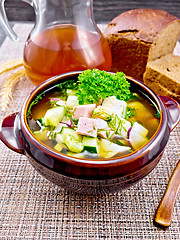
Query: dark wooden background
[[4, 0, 180, 23]]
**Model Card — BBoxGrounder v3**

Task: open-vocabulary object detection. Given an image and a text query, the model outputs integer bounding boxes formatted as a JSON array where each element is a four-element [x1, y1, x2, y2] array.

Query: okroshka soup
[[27, 69, 160, 160]]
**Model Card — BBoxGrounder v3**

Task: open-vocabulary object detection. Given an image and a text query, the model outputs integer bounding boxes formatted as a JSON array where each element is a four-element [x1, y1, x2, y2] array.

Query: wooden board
[[4, 0, 180, 23]]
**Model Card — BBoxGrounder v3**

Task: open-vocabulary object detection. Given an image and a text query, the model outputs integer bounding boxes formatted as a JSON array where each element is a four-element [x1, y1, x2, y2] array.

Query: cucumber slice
[[61, 127, 83, 153], [33, 129, 48, 142], [98, 139, 131, 158], [82, 136, 98, 153], [43, 106, 65, 128]]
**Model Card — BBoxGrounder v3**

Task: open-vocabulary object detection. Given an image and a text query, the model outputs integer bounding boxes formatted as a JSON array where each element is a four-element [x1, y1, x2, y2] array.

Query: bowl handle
[[159, 96, 180, 132], [0, 112, 24, 154]]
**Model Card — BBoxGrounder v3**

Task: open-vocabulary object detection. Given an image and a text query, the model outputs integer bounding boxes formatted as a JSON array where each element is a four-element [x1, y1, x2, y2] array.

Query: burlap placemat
[[0, 23, 179, 239]]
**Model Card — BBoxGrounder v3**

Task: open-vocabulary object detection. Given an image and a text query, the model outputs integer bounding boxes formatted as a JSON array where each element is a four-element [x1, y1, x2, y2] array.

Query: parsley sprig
[[76, 69, 132, 105]]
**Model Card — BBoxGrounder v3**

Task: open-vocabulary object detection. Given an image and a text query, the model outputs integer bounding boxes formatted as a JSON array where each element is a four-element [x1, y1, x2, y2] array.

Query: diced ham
[[72, 104, 96, 119], [76, 117, 98, 137]]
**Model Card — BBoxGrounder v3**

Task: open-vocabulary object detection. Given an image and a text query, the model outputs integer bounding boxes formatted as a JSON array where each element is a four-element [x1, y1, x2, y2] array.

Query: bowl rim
[[21, 71, 168, 168]]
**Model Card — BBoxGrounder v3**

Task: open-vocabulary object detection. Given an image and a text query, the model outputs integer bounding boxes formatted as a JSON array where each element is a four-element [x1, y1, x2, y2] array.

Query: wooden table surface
[[4, 0, 180, 23]]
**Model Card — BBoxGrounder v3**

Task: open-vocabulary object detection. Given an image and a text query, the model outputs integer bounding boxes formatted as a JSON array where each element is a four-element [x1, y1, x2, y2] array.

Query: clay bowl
[[0, 71, 179, 194]]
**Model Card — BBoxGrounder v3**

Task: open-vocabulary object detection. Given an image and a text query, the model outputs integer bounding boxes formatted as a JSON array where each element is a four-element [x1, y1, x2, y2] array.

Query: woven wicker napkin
[[0, 23, 179, 239]]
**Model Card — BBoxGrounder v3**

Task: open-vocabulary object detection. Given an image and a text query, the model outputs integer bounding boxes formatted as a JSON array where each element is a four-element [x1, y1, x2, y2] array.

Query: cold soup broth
[[27, 70, 160, 159]]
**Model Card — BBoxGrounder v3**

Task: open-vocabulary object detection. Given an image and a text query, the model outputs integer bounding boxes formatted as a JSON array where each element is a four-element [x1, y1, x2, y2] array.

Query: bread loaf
[[143, 54, 180, 101], [144, 81, 180, 102], [104, 9, 180, 81]]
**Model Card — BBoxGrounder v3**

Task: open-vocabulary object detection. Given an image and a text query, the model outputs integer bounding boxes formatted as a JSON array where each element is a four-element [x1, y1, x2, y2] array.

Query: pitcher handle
[[0, 0, 38, 41]]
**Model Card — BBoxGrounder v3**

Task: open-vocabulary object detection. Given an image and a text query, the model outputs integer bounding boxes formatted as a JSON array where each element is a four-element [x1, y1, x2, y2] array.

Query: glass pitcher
[[0, 0, 112, 85]]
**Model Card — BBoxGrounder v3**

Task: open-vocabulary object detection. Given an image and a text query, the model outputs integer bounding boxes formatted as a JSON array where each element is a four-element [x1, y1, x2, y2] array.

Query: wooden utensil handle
[[154, 160, 180, 227]]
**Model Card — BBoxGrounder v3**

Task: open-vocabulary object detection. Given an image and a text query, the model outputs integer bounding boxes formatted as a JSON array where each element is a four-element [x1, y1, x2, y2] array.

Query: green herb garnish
[[109, 115, 127, 134], [125, 107, 136, 120], [48, 131, 57, 140], [50, 100, 58, 107], [36, 118, 44, 127], [58, 79, 78, 94], [27, 93, 44, 118], [76, 69, 132, 105], [155, 111, 160, 119]]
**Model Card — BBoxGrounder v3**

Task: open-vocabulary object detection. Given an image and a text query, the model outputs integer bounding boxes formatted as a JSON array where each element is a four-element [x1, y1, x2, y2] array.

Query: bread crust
[[104, 9, 178, 43], [143, 79, 180, 102], [104, 9, 180, 81]]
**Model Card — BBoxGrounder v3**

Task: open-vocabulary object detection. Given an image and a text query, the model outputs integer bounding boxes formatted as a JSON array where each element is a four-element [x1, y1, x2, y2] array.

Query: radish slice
[[132, 122, 148, 137], [129, 128, 148, 150], [98, 139, 131, 158]]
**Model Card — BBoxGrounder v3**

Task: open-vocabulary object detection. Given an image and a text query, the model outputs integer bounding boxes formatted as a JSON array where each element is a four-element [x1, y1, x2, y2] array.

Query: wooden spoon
[[154, 159, 180, 227]]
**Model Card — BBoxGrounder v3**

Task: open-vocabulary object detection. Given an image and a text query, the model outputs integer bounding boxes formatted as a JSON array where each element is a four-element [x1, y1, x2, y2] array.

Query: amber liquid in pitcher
[[24, 24, 112, 85]]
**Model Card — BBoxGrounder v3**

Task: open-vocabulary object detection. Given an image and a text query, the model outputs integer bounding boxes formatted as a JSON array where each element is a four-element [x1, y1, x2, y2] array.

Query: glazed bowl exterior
[[0, 71, 179, 194]]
